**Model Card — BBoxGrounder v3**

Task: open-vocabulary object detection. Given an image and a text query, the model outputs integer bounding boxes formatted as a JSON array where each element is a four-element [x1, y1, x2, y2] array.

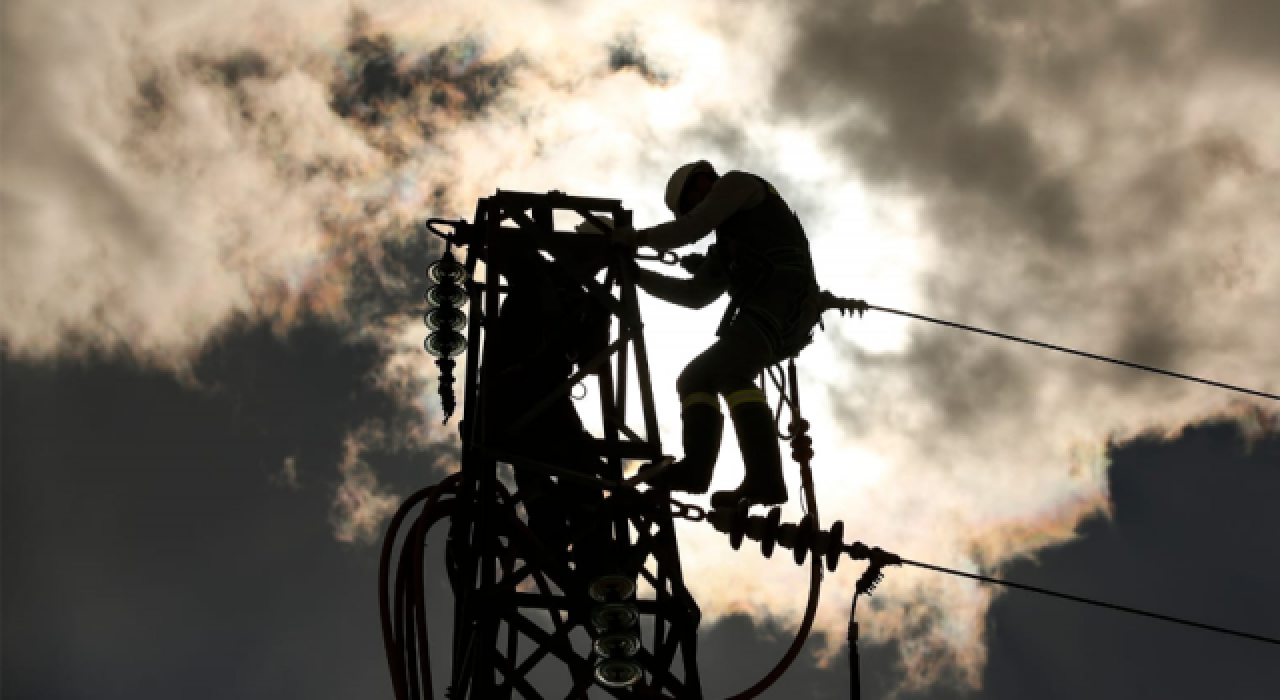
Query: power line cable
[[900, 558, 1280, 647], [865, 304, 1279, 402]]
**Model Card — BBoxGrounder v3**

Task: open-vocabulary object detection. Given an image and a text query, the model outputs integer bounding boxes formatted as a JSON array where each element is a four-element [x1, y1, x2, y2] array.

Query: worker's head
[[664, 160, 719, 216]]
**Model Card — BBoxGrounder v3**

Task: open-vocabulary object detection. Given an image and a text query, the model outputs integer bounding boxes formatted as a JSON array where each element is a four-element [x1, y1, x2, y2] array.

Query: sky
[[3, 0, 1279, 698]]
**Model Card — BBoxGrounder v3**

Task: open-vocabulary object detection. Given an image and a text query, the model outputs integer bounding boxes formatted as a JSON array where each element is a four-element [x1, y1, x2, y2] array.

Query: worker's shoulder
[[717, 170, 770, 192], [719, 170, 780, 200], [720, 169, 762, 183]]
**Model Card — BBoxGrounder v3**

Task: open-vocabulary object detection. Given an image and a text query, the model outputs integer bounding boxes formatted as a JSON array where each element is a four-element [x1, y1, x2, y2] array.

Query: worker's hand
[[815, 291, 869, 318]]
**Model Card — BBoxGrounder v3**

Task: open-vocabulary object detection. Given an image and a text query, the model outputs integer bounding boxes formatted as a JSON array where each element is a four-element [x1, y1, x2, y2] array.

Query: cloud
[[977, 414, 1280, 698], [759, 0, 1280, 685], [330, 425, 402, 544], [4, 0, 1279, 693]]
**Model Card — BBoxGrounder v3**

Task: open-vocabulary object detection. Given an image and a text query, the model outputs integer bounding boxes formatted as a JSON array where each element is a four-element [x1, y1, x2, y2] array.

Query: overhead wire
[[850, 303, 1280, 643], [864, 303, 1279, 401], [899, 558, 1280, 647]]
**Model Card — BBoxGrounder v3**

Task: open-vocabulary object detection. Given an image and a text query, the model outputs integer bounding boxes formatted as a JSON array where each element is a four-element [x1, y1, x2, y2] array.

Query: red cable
[[726, 359, 823, 699], [379, 473, 461, 700]]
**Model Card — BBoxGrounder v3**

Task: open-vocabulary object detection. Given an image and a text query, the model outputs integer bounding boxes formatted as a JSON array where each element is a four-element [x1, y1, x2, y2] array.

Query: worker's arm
[[633, 250, 729, 309], [638, 171, 765, 251]]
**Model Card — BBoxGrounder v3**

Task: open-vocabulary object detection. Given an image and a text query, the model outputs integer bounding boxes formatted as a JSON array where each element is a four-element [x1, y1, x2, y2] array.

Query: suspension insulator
[[426, 249, 467, 284], [595, 659, 643, 688], [594, 632, 641, 658], [589, 575, 637, 603], [425, 329, 467, 358], [424, 306, 467, 332], [590, 602, 639, 632], [426, 282, 468, 309], [589, 573, 643, 690], [708, 506, 899, 575], [424, 247, 469, 424]]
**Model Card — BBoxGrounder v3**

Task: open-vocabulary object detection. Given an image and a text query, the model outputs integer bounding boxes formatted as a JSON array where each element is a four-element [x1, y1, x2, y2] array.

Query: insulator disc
[[425, 282, 467, 309], [794, 514, 814, 566], [424, 306, 466, 331], [424, 330, 466, 358], [590, 603, 639, 632], [760, 507, 782, 559], [588, 575, 637, 603], [594, 659, 643, 688], [826, 521, 845, 572], [728, 506, 749, 551], [427, 251, 467, 284], [593, 631, 641, 659]]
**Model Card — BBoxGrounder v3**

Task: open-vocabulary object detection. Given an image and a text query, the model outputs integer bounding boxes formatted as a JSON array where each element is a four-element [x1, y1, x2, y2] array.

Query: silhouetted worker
[[616, 161, 822, 508]]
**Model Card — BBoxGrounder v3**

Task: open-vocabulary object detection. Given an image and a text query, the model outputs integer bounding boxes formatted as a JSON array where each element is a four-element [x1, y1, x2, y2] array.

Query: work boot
[[711, 395, 787, 509], [645, 401, 723, 495]]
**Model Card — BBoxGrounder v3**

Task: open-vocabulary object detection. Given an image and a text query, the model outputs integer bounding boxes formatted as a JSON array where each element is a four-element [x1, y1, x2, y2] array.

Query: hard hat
[[664, 160, 717, 215]]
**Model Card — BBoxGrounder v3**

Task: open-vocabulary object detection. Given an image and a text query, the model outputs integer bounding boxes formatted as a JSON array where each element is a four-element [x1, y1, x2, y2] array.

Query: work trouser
[[675, 277, 814, 499], [681, 269, 817, 397]]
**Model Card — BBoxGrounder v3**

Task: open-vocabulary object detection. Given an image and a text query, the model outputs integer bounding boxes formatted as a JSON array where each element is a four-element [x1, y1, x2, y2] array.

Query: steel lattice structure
[[382, 190, 704, 700]]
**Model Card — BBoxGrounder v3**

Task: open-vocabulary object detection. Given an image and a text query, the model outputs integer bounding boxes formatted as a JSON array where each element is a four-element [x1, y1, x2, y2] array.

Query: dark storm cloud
[[1, 318, 453, 700], [1199, 0, 1280, 69], [9, 328, 1269, 699], [978, 416, 1280, 698], [345, 230, 446, 334], [775, 0, 1280, 453], [774, 0, 1084, 251]]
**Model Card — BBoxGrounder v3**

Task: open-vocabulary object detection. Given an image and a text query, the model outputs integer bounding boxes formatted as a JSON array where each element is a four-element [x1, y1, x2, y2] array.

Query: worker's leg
[[654, 320, 787, 504], [712, 385, 787, 508], [642, 358, 724, 493], [708, 319, 788, 508]]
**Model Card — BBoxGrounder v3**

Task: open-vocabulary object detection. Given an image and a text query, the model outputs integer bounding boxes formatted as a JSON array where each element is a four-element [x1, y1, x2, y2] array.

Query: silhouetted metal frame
[[438, 190, 701, 700]]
